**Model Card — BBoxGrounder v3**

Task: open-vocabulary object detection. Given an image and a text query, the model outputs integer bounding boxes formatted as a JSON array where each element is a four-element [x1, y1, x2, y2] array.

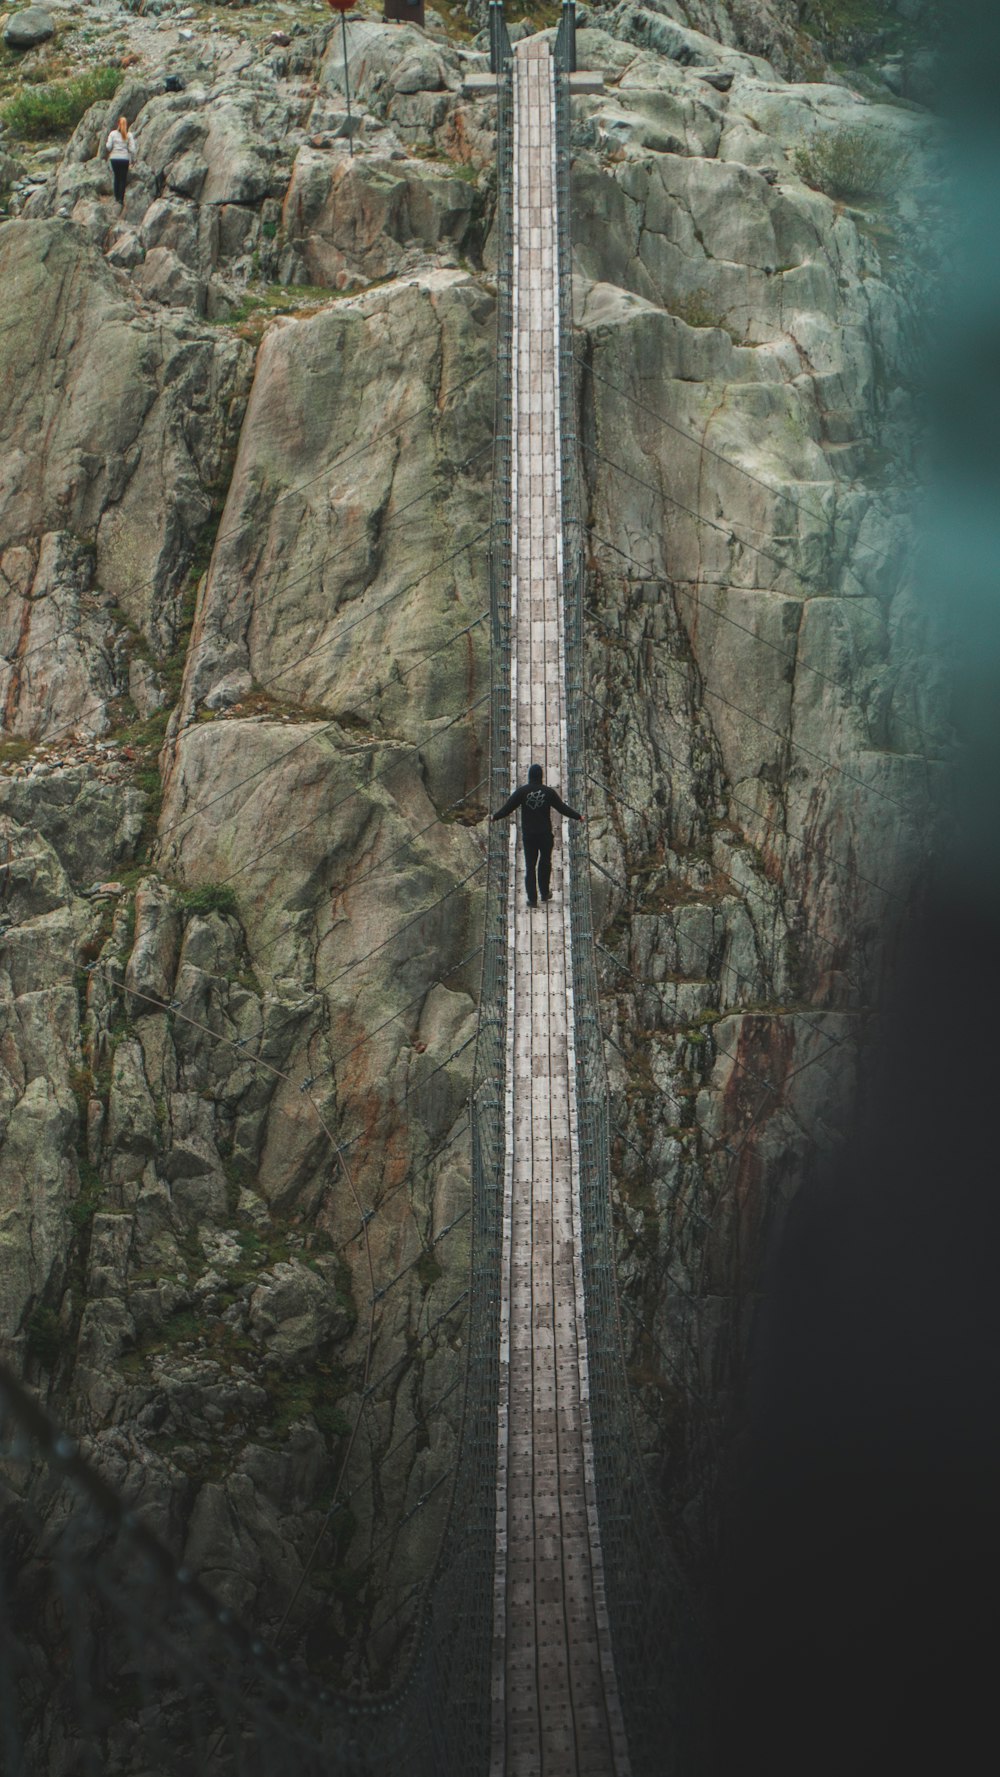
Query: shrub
[[1, 66, 120, 141], [26, 1305, 62, 1370], [794, 125, 909, 204], [180, 883, 239, 919], [673, 289, 725, 331], [69, 1161, 102, 1233]]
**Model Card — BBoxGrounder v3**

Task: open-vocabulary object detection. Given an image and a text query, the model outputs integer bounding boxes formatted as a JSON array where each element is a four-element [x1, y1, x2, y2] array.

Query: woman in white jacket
[[105, 115, 137, 208]]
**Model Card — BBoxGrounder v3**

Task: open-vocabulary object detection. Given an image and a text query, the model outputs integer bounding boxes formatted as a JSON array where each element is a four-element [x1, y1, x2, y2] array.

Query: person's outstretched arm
[[549, 789, 584, 821], [491, 787, 525, 821]]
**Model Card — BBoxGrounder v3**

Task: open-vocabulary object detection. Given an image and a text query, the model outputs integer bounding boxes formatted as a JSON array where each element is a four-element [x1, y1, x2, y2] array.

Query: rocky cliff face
[[0, 0, 941, 1711]]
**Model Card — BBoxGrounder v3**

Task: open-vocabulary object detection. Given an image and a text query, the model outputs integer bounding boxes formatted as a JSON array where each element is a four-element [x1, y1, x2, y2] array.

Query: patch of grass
[[799, 0, 921, 50], [800, 0, 884, 27], [0, 738, 32, 769], [429, 4, 478, 44], [26, 1305, 62, 1370], [230, 1226, 292, 1282], [68, 1064, 95, 1117], [179, 883, 239, 919], [502, 1, 563, 29], [69, 1159, 103, 1234], [408, 146, 483, 183], [155, 543, 207, 703], [672, 289, 738, 339], [794, 125, 909, 203], [1, 65, 120, 141], [161, 1307, 201, 1346], [227, 685, 331, 723], [415, 1247, 443, 1293], [212, 282, 335, 329], [225, 965, 262, 997], [264, 1367, 351, 1443], [116, 708, 171, 753]]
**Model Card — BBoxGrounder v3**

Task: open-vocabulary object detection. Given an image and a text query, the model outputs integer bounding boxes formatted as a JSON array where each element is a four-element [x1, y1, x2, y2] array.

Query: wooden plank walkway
[[490, 38, 630, 1777]]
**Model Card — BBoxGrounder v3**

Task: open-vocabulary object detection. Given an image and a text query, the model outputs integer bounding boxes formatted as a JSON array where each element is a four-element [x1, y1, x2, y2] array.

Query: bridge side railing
[[433, 41, 516, 1776], [551, 19, 698, 1776]]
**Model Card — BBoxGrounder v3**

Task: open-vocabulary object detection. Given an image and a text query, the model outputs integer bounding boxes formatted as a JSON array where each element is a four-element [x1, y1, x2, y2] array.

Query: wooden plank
[[491, 38, 630, 1777]]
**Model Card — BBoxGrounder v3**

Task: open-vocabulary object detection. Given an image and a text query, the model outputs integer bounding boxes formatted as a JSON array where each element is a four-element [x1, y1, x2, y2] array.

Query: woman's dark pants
[[523, 834, 554, 904], [111, 159, 130, 204]]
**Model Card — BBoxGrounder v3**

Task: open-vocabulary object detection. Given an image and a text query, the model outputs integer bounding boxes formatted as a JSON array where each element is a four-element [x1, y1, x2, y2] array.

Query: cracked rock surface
[[0, 0, 943, 1741]]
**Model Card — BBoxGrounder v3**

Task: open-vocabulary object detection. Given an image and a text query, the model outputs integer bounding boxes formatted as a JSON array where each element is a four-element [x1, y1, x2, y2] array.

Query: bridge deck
[[490, 38, 629, 1777]]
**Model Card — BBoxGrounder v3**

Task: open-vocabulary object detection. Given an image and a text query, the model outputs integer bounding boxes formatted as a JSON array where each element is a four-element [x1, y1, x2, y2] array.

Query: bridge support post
[[488, 0, 504, 74], [561, 0, 577, 73]]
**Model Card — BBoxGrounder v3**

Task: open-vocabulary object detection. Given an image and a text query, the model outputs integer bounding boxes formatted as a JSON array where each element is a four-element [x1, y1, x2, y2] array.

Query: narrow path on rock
[[489, 36, 629, 1777]]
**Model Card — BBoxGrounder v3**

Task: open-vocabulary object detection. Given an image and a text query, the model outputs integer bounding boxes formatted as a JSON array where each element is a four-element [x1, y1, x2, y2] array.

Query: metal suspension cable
[[0, 319, 489, 553], [582, 597, 917, 814], [0, 1363, 332, 1716], [2, 350, 493, 684], [104, 933, 482, 1119], [3, 486, 491, 780], [201, 636, 487, 887], [573, 350, 878, 534], [326, 776, 487, 897], [583, 685, 915, 912], [198, 641, 487, 889], [323, 864, 484, 994], [75, 779, 489, 1069], [92, 972, 478, 1669], [580, 433, 936, 797], [362, 1292, 469, 1405], [15, 700, 490, 1071], [25, 749, 486, 1613], [581, 710, 870, 1138], [151, 553, 490, 854], [3, 369, 492, 727], [335, 1119, 470, 1255], [588, 529, 945, 766], [320, 1376, 462, 1529], [10, 695, 487, 1298], [595, 939, 853, 1140], [579, 436, 849, 591]]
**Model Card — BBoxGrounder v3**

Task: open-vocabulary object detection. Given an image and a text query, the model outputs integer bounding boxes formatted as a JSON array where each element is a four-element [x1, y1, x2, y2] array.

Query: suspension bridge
[[0, 7, 772, 1771]]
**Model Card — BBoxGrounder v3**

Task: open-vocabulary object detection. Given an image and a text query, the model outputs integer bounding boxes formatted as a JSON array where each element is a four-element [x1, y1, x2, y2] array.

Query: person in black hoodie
[[491, 763, 583, 905]]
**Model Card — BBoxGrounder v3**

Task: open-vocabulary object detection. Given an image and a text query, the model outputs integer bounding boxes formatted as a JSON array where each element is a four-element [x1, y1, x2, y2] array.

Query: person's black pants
[[111, 159, 130, 204], [523, 832, 553, 904]]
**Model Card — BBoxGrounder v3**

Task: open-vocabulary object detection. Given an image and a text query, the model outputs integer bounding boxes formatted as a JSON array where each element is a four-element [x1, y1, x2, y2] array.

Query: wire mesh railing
[[421, 44, 517, 1774], [552, 17, 701, 1774]]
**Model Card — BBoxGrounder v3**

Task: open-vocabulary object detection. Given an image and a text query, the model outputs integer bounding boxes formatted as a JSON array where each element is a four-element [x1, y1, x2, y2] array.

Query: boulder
[[132, 242, 207, 311], [248, 1259, 352, 1362], [3, 7, 54, 52], [281, 148, 483, 288], [125, 879, 180, 1011], [0, 770, 145, 886]]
